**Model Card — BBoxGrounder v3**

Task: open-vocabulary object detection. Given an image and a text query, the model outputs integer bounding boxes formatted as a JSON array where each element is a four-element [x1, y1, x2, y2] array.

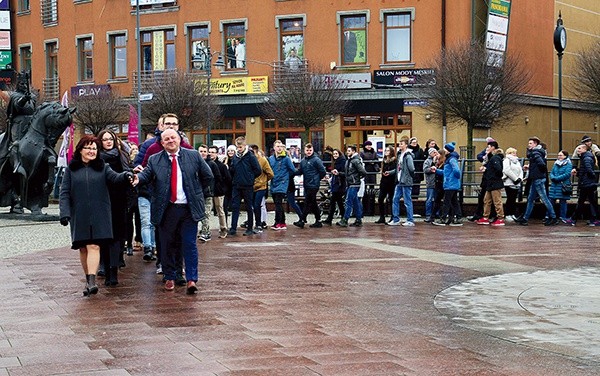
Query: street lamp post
[[554, 12, 567, 150], [193, 47, 224, 145], [135, 0, 142, 145]]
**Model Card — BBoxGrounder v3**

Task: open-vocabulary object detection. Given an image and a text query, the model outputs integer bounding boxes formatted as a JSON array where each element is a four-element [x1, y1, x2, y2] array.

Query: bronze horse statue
[[0, 102, 75, 214]]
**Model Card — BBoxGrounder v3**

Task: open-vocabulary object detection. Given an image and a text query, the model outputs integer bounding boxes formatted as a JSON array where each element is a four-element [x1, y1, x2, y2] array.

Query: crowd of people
[[58, 112, 600, 296]]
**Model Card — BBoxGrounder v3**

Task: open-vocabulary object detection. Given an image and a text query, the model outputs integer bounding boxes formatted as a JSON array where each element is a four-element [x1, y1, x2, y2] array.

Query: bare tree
[[573, 41, 600, 112], [71, 89, 125, 135], [141, 70, 222, 135], [259, 65, 348, 139], [423, 42, 531, 157]]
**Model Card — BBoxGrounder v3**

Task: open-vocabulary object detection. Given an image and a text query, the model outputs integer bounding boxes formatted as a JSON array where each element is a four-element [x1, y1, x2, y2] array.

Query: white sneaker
[[387, 220, 401, 226], [402, 221, 415, 227], [156, 266, 163, 274]]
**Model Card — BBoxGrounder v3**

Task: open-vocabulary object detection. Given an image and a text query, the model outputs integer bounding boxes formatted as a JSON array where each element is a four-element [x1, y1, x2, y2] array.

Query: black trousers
[[302, 187, 320, 222], [326, 191, 345, 222]]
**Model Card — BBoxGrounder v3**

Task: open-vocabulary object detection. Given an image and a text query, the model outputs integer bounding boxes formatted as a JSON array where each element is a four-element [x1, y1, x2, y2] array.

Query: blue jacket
[[269, 154, 296, 194], [231, 149, 261, 188], [296, 154, 326, 189], [576, 151, 597, 188], [549, 159, 572, 200], [443, 152, 461, 190], [136, 148, 214, 224], [526, 146, 548, 181]]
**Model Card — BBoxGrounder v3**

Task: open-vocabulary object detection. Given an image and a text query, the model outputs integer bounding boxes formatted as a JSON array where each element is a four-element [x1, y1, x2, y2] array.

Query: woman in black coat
[[375, 146, 397, 223], [98, 129, 132, 286], [323, 149, 346, 225], [59, 135, 131, 297]]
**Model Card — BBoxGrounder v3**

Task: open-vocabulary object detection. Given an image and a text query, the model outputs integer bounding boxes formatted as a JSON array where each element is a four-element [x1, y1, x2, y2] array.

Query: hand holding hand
[[133, 165, 144, 173], [131, 174, 139, 187]]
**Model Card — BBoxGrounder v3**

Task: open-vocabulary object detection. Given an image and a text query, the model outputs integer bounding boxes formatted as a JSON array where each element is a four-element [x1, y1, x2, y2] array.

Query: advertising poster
[[368, 136, 386, 159], [213, 139, 227, 158], [282, 35, 304, 59], [285, 138, 302, 163]]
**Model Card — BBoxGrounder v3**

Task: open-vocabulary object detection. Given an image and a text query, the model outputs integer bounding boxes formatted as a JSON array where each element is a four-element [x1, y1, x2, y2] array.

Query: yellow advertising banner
[[195, 76, 269, 95], [152, 31, 164, 71]]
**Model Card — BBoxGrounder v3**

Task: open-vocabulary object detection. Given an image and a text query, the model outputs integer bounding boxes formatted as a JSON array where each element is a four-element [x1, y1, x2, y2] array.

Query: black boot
[[108, 267, 119, 286], [84, 274, 98, 296], [374, 216, 386, 224]]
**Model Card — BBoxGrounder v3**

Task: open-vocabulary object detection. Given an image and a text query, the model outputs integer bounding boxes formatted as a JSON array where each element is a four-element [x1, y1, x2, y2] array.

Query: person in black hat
[[571, 135, 600, 169]]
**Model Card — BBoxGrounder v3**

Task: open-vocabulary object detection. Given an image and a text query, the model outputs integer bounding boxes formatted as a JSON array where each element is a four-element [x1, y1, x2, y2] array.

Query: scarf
[[554, 157, 570, 167]]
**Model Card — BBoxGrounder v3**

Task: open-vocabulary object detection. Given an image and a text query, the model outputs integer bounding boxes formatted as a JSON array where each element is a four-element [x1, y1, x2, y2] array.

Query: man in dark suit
[[133, 129, 214, 294]]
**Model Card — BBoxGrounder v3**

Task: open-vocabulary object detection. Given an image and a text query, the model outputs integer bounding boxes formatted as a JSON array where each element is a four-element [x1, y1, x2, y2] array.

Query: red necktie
[[170, 154, 177, 202]]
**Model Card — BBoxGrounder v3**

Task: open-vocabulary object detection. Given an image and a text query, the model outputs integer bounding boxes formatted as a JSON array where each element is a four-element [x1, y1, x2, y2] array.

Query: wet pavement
[[1, 206, 600, 375]]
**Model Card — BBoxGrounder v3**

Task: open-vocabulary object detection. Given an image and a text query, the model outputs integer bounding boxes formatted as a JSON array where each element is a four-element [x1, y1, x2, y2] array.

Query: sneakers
[[186, 281, 198, 295], [587, 220, 600, 227], [142, 247, 155, 262], [293, 220, 306, 229], [198, 233, 211, 242], [218, 229, 228, 238], [401, 221, 415, 227], [349, 220, 362, 227], [243, 230, 254, 236], [374, 217, 387, 224], [156, 265, 163, 274], [564, 219, 576, 226], [449, 218, 463, 227], [228, 229, 237, 236], [386, 220, 401, 226], [423, 218, 433, 223], [272, 223, 287, 230], [252, 227, 263, 234], [490, 219, 505, 226], [432, 219, 447, 226], [164, 280, 175, 291], [544, 218, 559, 226], [336, 218, 348, 227], [476, 218, 490, 225], [514, 216, 528, 226], [309, 221, 323, 228]]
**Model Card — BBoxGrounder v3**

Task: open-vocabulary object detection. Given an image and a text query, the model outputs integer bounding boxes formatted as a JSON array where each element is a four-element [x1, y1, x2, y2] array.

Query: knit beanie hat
[[582, 135, 592, 143], [428, 148, 437, 156], [444, 142, 456, 153]]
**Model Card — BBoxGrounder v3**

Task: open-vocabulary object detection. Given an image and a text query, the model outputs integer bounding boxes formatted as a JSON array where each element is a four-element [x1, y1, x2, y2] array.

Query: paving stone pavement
[[0, 205, 600, 375]]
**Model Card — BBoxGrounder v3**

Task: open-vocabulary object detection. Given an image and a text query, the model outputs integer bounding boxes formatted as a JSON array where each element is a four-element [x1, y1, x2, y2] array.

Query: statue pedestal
[[0, 211, 59, 222]]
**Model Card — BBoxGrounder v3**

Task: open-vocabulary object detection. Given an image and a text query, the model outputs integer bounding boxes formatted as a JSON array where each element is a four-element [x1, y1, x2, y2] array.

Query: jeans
[[425, 187, 436, 218], [253, 189, 267, 226], [137, 197, 155, 248], [344, 186, 362, 221], [273, 192, 286, 225], [286, 190, 303, 219], [231, 186, 254, 231], [523, 178, 555, 220], [392, 184, 413, 222], [159, 204, 199, 282]]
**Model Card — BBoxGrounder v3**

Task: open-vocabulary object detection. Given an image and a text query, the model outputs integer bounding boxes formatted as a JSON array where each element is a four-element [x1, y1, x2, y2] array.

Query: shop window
[[189, 25, 209, 72], [141, 29, 175, 71], [279, 17, 304, 62], [341, 14, 367, 65], [224, 22, 246, 70]]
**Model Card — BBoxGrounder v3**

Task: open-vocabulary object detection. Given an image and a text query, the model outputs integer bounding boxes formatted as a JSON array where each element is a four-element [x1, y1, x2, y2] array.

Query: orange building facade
[[9, 0, 600, 154]]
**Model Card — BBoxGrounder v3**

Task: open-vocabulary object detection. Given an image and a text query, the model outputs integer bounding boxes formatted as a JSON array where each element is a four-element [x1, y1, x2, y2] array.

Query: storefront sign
[[373, 69, 435, 88], [0, 31, 10, 49], [404, 99, 428, 107], [195, 76, 268, 95], [316, 73, 371, 89], [0, 50, 11, 69], [70, 84, 111, 98], [489, 0, 511, 17], [486, 0, 511, 66], [0, 11, 10, 29], [0, 69, 15, 89]]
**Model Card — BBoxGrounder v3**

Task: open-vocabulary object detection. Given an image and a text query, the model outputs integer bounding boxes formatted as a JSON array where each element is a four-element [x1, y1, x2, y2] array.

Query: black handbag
[[561, 182, 573, 196]]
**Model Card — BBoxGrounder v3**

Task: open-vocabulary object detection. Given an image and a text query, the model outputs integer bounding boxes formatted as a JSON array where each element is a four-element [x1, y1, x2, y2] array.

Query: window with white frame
[[383, 11, 412, 63], [77, 36, 93, 81], [41, 0, 57, 26], [141, 29, 175, 71], [341, 14, 367, 65], [109, 33, 127, 79], [223, 22, 246, 70]]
